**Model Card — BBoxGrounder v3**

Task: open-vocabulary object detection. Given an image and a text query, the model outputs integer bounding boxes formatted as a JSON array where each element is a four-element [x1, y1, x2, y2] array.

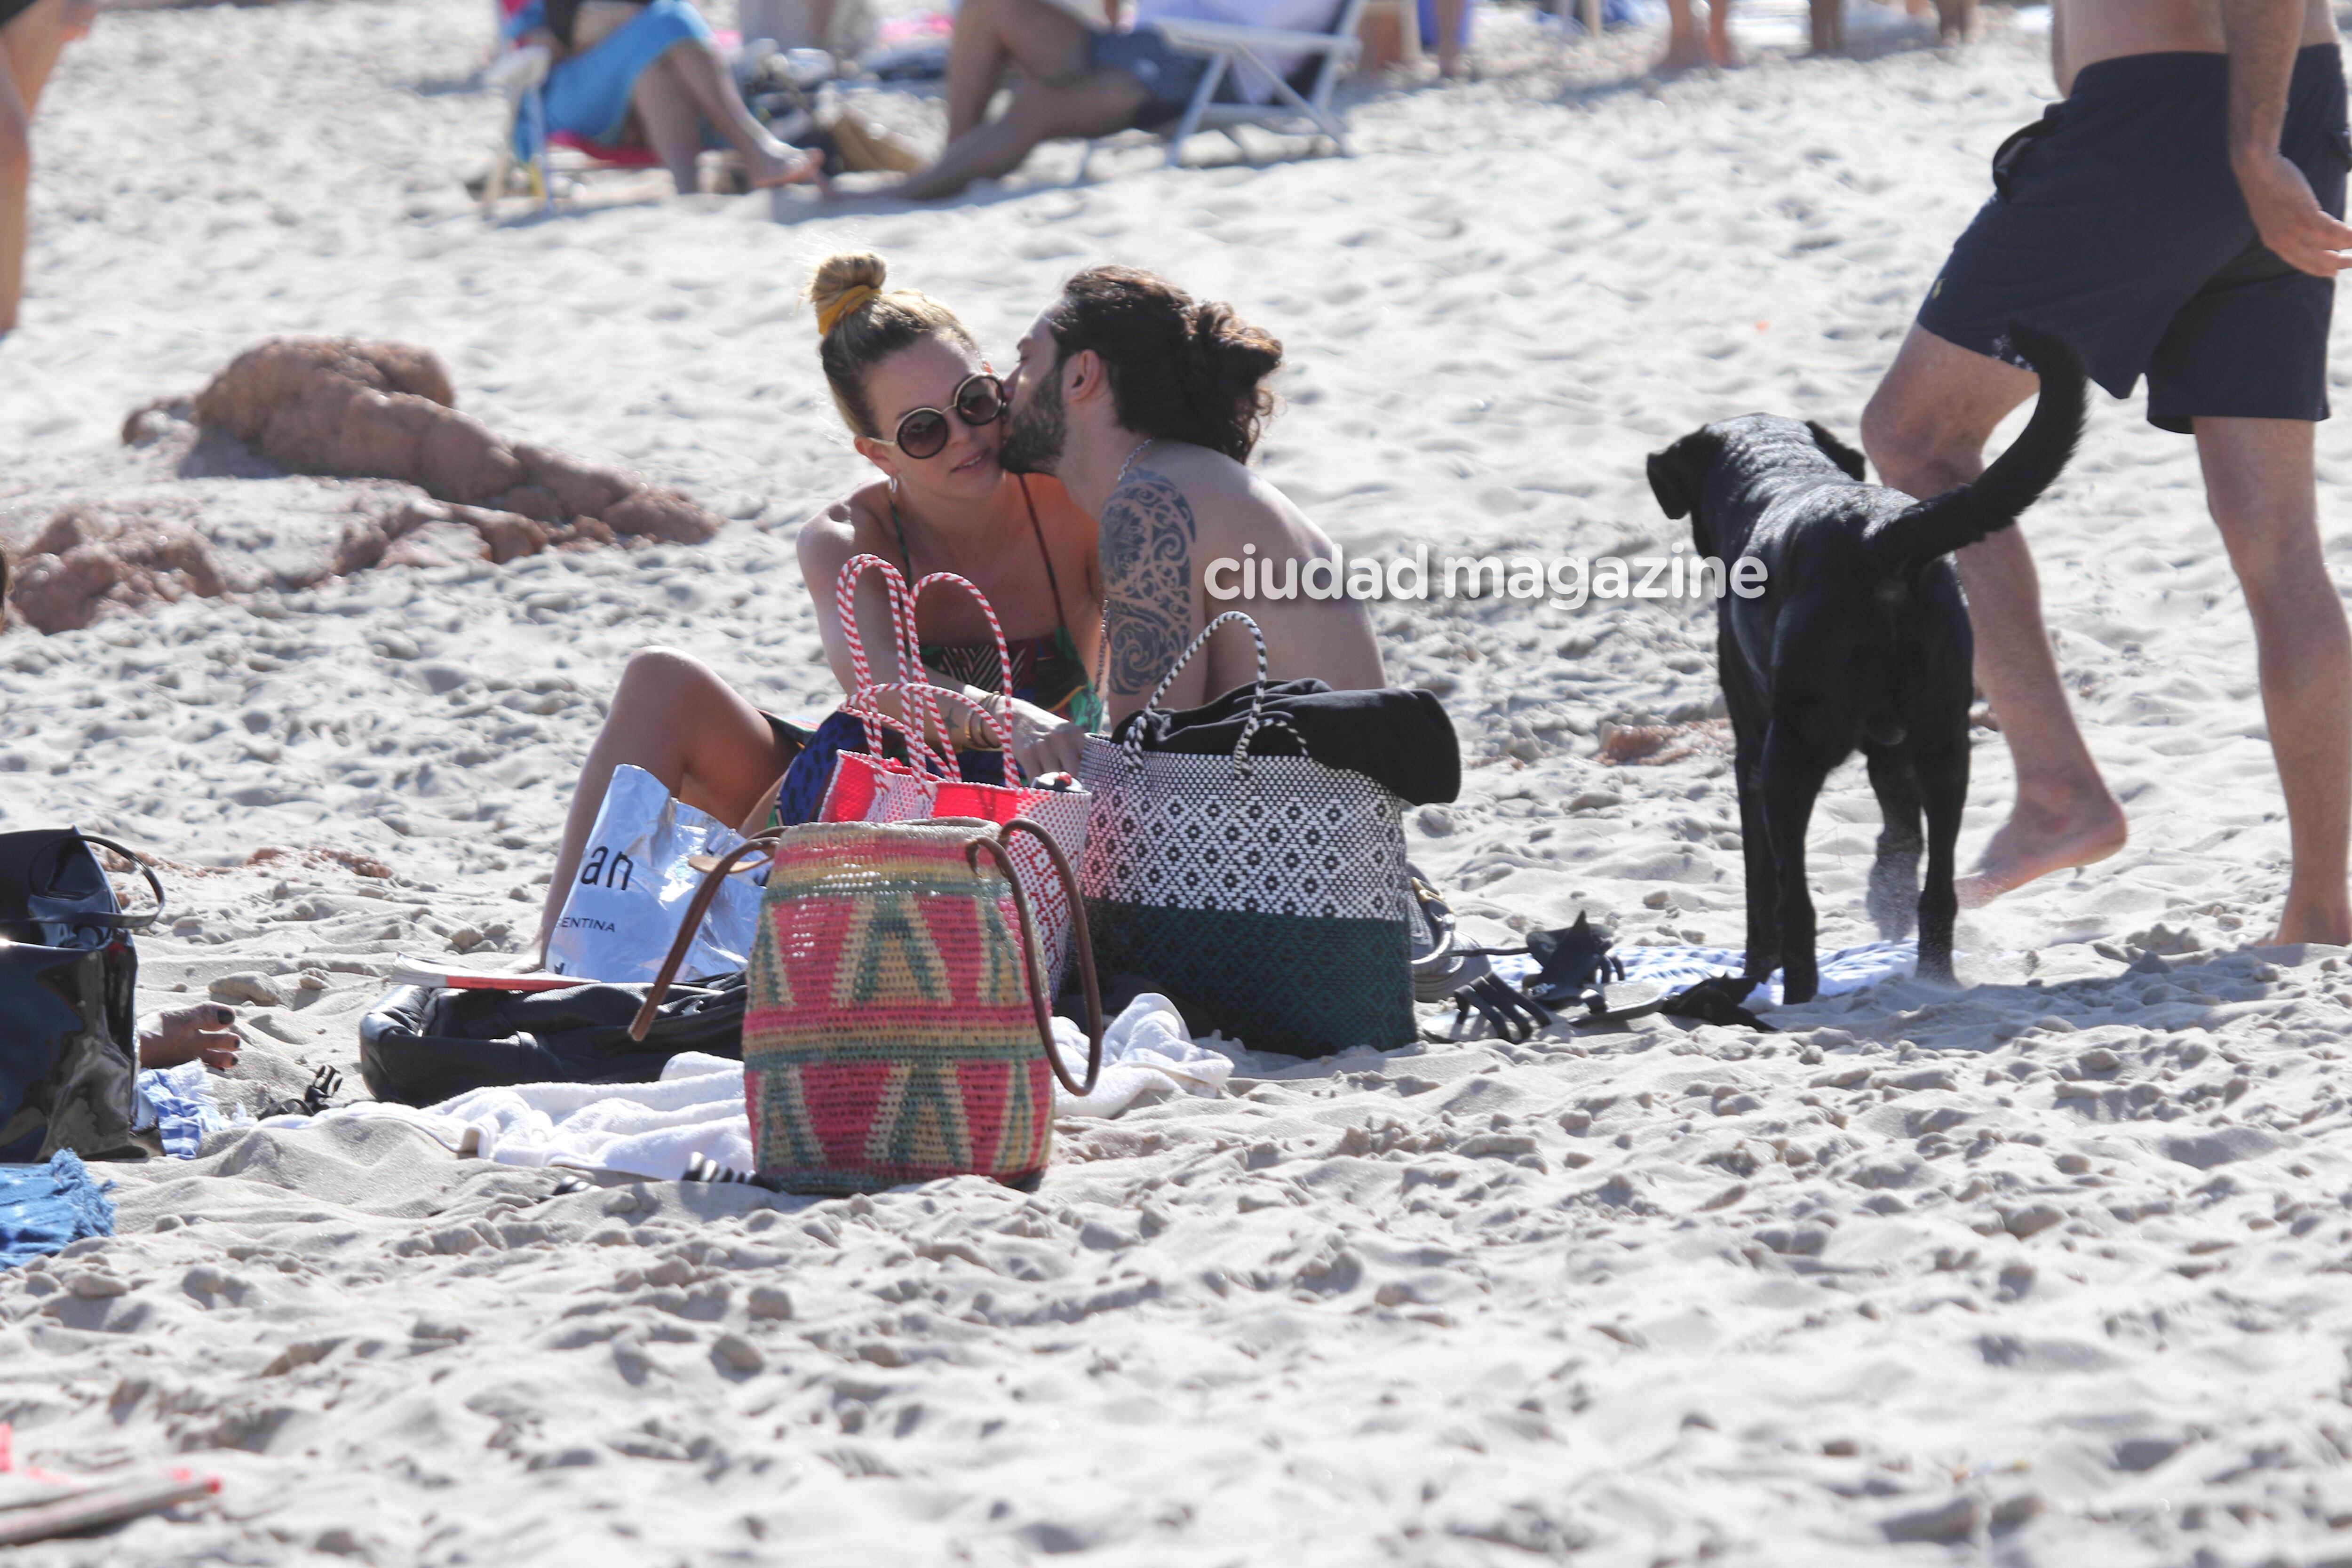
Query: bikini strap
[[1018, 474, 1105, 723], [888, 496, 918, 584], [1017, 475, 1075, 638]]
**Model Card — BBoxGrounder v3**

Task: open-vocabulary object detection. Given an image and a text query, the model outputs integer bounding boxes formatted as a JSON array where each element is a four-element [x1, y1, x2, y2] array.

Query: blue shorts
[[1087, 26, 1212, 129], [1918, 45, 2350, 433], [543, 0, 713, 144]]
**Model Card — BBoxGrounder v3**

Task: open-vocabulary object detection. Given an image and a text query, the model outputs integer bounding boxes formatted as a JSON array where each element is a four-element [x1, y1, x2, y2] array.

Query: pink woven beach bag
[[816, 553, 1091, 987], [632, 817, 1103, 1195]]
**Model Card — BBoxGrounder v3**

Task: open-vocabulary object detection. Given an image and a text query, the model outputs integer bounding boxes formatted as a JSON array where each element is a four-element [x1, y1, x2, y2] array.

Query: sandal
[[1407, 868, 1554, 1043]]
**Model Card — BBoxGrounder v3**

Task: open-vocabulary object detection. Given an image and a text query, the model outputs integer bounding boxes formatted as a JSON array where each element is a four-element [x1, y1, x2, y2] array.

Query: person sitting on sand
[[535, 251, 1103, 962], [136, 1003, 240, 1070], [1859, 0, 2351, 940], [997, 264, 1384, 718], [892, 0, 1342, 203], [505, 0, 822, 196], [1, 0, 95, 338]]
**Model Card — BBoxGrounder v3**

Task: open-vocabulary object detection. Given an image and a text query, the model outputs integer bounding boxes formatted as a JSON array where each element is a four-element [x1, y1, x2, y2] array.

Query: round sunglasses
[[874, 374, 1006, 460]]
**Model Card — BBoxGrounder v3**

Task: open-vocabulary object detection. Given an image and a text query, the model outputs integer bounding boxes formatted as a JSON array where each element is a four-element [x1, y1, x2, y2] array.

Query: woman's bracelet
[[965, 691, 1010, 750]]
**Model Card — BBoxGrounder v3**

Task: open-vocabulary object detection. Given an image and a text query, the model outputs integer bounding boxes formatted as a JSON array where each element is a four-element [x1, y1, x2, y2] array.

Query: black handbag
[[0, 828, 164, 1162], [358, 974, 746, 1107]]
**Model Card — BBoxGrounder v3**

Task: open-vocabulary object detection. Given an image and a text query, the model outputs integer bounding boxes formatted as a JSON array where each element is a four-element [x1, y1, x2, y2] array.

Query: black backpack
[[0, 829, 163, 1161], [358, 974, 746, 1108]]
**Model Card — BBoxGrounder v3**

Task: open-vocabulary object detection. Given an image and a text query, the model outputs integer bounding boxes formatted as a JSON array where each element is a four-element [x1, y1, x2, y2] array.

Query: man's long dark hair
[[1045, 267, 1283, 462]]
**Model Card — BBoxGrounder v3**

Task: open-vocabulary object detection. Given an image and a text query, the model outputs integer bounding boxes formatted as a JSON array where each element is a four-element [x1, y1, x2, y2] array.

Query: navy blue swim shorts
[[1086, 26, 1211, 129], [1918, 45, 2351, 433]]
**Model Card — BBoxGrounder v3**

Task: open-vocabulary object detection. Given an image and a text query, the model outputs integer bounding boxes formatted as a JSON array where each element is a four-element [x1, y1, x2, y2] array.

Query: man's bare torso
[[1098, 442, 1384, 721], [2055, 0, 2335, 92]]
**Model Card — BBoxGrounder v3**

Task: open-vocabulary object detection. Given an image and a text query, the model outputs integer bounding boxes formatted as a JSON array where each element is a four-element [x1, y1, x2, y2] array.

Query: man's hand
[[1001, 700, 1085, 780], [2235, 147, 2352, 277]]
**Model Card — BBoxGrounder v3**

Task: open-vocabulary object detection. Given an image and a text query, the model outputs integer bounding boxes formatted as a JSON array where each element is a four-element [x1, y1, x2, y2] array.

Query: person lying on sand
[[504, 0, 822, 195], [1860, 0, 2352, 941], [136, 1003, 239, 1070], [535, 252, 1103, 963], [998, 265, 1384, 719], [891, 0, 1343, 202], [1, 0, 96, 338]]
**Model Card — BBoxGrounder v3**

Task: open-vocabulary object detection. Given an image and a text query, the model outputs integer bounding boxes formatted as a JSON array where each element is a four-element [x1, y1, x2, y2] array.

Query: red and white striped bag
[[815, 553, 1091, 987]]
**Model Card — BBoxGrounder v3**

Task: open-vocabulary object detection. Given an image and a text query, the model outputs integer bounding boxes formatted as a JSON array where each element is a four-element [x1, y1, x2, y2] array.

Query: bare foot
[[1651, 41, 1710, 73], [2267, 898, 2352, 946], [749, 144, 828, 192], [137, 1003, 241, 1070], [1955, 796, 2128, 908], [1705, 31, 1735, 65]]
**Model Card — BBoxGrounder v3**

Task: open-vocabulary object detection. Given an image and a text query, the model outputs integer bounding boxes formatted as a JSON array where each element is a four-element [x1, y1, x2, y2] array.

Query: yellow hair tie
[[817, 284, 882, 338]]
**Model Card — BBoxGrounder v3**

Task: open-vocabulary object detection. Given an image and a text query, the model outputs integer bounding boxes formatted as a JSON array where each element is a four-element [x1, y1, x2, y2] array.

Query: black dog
[[1645, 324, 2086, 1003]]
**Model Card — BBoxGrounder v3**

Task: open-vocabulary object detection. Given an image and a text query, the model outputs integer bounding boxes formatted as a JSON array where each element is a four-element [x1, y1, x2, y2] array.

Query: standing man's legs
[[2194, 416, 2352, 943], [1861, 325, 2129, 903]]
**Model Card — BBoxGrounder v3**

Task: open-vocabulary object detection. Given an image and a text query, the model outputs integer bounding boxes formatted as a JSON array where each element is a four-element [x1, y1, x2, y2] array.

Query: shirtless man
[[996, 265, 1383, 718], [1860, 0, 2352, 943]]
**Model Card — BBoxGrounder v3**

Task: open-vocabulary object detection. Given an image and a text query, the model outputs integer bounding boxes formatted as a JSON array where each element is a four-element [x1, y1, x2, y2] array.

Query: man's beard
[[998, 369, 1067, 476]]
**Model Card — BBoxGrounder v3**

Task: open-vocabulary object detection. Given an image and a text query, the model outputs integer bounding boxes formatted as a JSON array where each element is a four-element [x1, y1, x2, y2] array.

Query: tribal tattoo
[[1100, 468, 1196, 699]]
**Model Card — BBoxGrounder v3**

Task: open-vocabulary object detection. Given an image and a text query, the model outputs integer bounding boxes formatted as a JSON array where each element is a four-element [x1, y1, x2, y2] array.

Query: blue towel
[[510, 0, 716, 147], [135, 1062, 220, 1160], [0, 1151, 115, 1269]]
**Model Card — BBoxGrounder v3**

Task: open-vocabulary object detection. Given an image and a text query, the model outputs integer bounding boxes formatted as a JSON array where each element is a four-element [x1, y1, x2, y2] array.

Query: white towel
[[265, 994, 1232, 1181], [1490, 939, 1919, 1007]]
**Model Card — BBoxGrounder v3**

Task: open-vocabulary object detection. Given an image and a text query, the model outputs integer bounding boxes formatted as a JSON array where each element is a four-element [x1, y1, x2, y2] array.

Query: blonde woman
[[536, 253, 1103, 961]]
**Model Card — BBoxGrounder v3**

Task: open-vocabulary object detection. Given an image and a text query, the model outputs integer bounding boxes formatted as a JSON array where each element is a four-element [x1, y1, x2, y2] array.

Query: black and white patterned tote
[[1077, 613, 1414, 1058]]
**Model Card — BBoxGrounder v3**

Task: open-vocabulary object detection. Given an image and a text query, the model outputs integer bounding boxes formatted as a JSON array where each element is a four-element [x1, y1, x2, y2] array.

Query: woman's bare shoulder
[[795, 482, 894, 570]]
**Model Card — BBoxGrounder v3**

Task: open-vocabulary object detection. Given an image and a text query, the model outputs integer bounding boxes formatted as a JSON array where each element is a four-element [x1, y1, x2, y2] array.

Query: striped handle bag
[[817, 553, 1091, 990], [1076, 613, 1415, 1058]]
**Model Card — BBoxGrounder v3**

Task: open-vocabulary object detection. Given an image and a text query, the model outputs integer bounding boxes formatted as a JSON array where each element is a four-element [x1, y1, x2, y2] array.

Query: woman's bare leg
[[537, 648, 791, 961], [1433, 0, 1465, 76], [0, 0, 71, 335], [631, 49, 707, 192], [633, 37, 819, 193]]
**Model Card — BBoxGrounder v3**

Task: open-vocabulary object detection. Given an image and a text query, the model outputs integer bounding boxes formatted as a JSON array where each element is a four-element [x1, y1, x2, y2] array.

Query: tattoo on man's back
[[1100, 470, 1195, 698]]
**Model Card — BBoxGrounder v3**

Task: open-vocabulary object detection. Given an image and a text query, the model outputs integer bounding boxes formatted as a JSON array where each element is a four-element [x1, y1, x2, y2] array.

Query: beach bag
[[546, 764, 760, 985], [359, 973, 746, 1107], [821, 104, 924, 173], [1077, 613, 1416, 1059], [632, 816, 1102, 1195], [818, 553, 1091, 989], [0, 830, 162, 1162]]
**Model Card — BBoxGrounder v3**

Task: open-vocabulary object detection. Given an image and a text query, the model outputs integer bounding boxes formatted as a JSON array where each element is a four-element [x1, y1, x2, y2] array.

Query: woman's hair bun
[[810, 252, 889, 336], [807, 253, 977, 438]]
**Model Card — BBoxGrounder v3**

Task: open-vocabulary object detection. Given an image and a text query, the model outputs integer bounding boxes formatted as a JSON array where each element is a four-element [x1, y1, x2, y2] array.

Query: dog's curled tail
[[1864, 322, 2088, 575]]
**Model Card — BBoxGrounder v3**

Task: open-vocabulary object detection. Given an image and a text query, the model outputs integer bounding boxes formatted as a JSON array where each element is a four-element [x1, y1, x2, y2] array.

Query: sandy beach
[[7, 0, 2352, 1560]]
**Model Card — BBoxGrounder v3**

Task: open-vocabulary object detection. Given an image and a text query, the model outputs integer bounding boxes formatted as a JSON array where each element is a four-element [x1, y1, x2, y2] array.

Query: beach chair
[[1078, 0, 1370, 176]]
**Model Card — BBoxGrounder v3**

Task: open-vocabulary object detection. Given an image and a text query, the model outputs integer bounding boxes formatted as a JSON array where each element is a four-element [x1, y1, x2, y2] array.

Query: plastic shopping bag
[[546, 765, 759, 985]]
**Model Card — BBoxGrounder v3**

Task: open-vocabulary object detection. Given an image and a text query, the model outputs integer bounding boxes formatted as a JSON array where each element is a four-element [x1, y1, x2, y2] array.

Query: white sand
[[7, 2, 2352, 1560]]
